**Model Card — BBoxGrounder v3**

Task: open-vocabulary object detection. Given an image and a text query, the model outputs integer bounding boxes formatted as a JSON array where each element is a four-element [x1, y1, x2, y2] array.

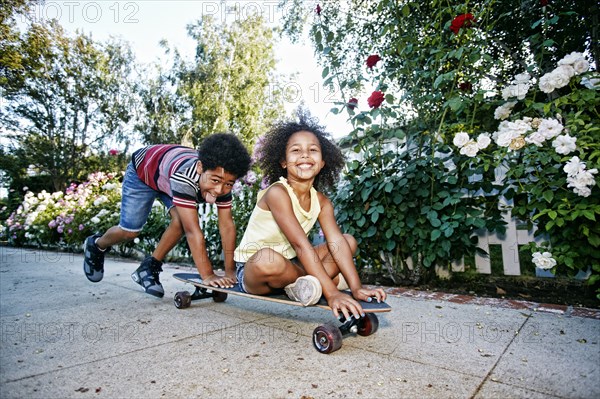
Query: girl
[[233, 113, 386, 320]]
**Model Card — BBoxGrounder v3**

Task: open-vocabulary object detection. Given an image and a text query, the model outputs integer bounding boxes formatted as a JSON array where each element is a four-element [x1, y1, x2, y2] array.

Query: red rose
[[450, 13, 475, 34], [458, 82, 472, 92], [347, 97, 358, 109], [366, 54, 381, 69], [109, 149, 119, 156], [367, 91, 385, 108], [315, 4, 322, 15]]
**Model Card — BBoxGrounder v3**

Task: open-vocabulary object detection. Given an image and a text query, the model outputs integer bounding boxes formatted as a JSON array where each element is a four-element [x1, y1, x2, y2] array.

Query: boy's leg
[[83, 162, 156, 283], [151, 206, 183, 261]]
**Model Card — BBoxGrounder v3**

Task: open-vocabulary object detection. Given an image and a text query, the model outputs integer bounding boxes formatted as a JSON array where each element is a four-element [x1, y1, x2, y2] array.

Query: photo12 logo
[[200, 0, 319, 23], [25, 1, 140, 25]]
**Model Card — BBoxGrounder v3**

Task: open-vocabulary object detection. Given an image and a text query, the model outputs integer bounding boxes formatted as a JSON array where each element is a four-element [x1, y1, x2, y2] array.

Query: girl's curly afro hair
[[257, 111, 345, 191], [197, 133, 251, 179]]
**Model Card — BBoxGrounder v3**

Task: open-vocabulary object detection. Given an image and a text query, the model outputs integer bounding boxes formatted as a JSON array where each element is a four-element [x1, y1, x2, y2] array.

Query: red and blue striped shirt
[[132, 145, 232, 209]]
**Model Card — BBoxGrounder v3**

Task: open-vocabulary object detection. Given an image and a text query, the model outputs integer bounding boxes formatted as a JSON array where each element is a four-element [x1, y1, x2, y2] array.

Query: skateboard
[[172, 272, 391, 354]]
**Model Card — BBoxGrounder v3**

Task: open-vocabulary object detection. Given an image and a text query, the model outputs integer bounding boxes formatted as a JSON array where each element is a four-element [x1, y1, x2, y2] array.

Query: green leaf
[[431, 229, 441, 241], [366, 226, 377, 237], [543, 190, 554, 203], [322, 66, 330, 79]]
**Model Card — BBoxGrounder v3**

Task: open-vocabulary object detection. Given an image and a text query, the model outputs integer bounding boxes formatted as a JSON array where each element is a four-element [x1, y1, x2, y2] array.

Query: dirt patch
[[363, 273, 600, 309]]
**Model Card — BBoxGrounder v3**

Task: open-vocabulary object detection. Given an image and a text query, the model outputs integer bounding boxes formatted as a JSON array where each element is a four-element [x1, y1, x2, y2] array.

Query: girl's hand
[[352, 287, 387, 304], [327, 291, 365, 320]]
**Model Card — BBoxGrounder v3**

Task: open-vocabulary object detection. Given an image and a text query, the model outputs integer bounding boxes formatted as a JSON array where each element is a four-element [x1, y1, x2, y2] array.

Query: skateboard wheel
[[312, 323, 343, 354], [357, 313, 379, 336], [212, 291, 228, 302], [174, 291, 192, 309]]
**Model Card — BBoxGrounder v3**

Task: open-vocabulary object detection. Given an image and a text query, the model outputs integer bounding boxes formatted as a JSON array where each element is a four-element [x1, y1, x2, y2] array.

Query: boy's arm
[[217, 206, 236, 279], [177, 206, 234, 287]]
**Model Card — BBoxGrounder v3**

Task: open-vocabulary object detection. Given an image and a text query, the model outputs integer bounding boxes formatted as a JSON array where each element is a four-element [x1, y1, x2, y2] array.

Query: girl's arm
[[263, 185, 364, 319], [318, 194, 387, 304]]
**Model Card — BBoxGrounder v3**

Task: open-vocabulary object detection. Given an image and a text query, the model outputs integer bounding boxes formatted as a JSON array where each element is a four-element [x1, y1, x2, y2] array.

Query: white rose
[[459, 141, 479, 157], [512, 72, 531, 84], [572, 58, 590, 75], [532, 252, 556, 270], [525, 131, 546, 147], [537, 118, 563, 139], [453, 132, 470, 148], [494, 101, 516, 120], [538, 73, 555, 93], [548, 66, 574, 89], [563, 156, 586, 177], [552, 134, 577, 155], [558, 51, 585, 66], [476, 133, 491, 149]]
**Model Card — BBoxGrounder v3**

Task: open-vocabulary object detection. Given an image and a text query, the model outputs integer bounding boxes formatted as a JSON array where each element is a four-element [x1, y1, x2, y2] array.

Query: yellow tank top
[[234, 177, 321, 261]]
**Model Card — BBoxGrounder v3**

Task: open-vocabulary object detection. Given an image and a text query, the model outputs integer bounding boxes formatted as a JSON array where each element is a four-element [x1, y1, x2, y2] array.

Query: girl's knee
[[343, 233, 358, 254], [246, 249, 287, 276]]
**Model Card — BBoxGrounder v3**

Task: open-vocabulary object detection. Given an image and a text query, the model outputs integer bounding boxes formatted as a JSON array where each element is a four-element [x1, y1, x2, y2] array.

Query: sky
[[23, 0, 353, 138]]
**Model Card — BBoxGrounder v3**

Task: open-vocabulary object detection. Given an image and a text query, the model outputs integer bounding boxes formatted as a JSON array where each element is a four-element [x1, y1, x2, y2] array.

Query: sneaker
[[336, 273, 349, 291], [83, 234, 108, 283], [284, 275, 322, 306], [131, 256, 164, 298]]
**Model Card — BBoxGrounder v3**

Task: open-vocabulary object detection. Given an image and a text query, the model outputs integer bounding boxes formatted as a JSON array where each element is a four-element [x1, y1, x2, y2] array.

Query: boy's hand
[[352, 287, 387, 304], [327, 291, 364, 321], [203, 274, 236, 288]]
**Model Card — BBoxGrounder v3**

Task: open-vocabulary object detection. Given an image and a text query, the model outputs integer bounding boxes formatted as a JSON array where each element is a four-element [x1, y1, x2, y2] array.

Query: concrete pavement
[[0, 247, 599, 398]]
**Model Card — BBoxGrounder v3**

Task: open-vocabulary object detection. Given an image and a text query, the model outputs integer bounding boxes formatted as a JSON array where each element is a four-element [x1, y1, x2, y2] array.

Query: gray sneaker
[[131, 256, 164, 298], [83, 234, 109, 282], [285, 275, 322, 306]]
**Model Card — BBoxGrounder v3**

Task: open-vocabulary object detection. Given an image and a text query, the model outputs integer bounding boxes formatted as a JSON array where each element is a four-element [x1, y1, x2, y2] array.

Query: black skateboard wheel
[[174, 291, 192, 309], [357, 313, 379, 336], [312, 323, 343, 354], [213, 291, 228, 302]]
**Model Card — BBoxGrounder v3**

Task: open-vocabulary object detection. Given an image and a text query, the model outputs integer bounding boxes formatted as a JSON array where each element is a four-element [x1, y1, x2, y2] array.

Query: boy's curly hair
[[197, 133, 251, 178], [257, 111, 345, 191]]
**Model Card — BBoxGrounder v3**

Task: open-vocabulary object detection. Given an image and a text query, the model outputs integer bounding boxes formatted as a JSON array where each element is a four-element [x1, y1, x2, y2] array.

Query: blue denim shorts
[[235, 261, 248, 293], [119, 163, 173, 232]]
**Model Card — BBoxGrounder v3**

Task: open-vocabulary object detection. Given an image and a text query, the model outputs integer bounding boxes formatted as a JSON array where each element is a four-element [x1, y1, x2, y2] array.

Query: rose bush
[[308, 0, 598, 294]]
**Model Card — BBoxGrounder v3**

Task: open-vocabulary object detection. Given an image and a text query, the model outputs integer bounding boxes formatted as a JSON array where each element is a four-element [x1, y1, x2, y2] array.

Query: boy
[[83, 133, 252, 298]]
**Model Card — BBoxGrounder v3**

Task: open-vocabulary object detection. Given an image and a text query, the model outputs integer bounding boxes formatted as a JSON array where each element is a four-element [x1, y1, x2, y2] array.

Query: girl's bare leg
[[243, 248, 304, 295]]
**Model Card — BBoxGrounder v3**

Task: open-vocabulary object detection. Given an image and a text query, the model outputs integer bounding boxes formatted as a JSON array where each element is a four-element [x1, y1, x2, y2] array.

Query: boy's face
[[198, 164, 237, 204]]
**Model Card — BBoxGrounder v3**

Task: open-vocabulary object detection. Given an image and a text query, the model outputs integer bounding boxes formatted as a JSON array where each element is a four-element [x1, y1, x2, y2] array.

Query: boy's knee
[[120, 229, 139, 241]]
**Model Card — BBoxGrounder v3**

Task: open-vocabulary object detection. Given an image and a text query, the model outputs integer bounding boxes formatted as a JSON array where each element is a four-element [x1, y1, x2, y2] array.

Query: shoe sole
[[285, 276, 322, 306]]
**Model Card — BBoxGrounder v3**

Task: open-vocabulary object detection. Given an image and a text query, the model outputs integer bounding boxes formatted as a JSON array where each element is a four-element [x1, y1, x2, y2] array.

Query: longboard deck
[[173, 272, 391, 313]]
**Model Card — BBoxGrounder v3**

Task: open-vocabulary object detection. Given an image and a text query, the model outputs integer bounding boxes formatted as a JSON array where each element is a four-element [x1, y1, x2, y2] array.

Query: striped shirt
[[132, 145, 232, 209]]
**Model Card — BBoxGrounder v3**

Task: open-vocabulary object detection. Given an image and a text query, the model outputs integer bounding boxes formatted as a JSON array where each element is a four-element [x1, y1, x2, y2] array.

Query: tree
[[1, 20, 137, 192], [136, 14, 285, 148]]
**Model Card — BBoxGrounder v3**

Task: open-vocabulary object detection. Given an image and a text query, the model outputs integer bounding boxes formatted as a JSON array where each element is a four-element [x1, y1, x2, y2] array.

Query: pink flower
[[315, 4, 321, 15], [109, 149, 119, 156], [78, 224, 85, 231], [367, 91, 385, 108], [366, 55, 381, 69], [450, 13, 476, 35], [347, 98, 358, 110]]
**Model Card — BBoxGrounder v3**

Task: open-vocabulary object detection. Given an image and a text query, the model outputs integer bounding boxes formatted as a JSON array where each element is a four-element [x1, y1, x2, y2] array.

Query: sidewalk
[[1, 247, 598, 399]]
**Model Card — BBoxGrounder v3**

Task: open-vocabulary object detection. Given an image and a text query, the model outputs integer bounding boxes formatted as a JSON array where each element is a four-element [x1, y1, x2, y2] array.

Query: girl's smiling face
[[281, 130, 325, 181]]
